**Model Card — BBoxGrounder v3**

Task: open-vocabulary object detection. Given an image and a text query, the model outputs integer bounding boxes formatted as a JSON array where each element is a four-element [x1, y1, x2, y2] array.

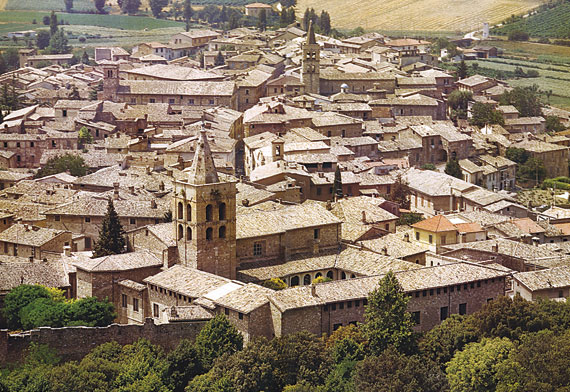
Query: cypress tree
[[93, 198, 126, 258]]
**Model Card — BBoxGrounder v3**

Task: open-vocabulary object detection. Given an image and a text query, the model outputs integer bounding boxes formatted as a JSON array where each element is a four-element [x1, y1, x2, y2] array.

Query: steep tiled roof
[[412, 215, 457, 232]]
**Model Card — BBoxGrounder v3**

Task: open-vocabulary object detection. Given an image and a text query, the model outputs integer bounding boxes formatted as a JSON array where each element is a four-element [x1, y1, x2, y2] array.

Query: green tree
[[78, 126, 93, 146], [68, 297, 116, 327], [505, 147, 530, 164], [47, 28, 71, 54], [93, 198, 126, 257], [3, 284, 52, 329], [456, 59, 468, 79], [115, 339, 169, 392], [3, 48, 20, 71], [519, 156, 546, 184], [121, 0, 141, 14], [257, 9, 267, 32], [20, 297, 71, 329], [280, 8, 289, 27], [319, 10, 331, 35], [545, 115, 565, 132], [64, 0, 73, 12], [261, 277, 287, 290], [36, 30, 51, 50], [419, 314, 480, 370], [50, 10, 58, 36], [447, 89, 472, 120], [81, 50, 90, 64], [214, 50, 224, 66], [228, 12, 240, 29], [446, 337, 515, 392], [363, 271, 416, 355], [333, 165, 343, 199], [194, 314, 243, 370], [164, 339, 201, 392], [388, 173, 410, 210], [354, 347, 449, 392], [94, 0, 106, 13], [35, 153, 87, 178], [149, 0, 168, 18], [469, 102, 505, 127], [500, 86, 542, 117], [444, 159, 463, 179]]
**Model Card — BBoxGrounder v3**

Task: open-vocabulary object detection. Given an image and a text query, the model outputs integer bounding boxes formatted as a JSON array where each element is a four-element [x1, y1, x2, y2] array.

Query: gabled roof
[[186, 129, 219, 185], [412, 215, 457, 232]]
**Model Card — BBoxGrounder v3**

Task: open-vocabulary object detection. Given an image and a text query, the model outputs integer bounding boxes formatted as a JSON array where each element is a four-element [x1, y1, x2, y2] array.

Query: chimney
[[404, 233, 410, 242], [151, 200, 157, 209], [29, 256, 34, 263], [242, 199, 250, 207], [310, 283, 317, 297], [129, 186, 135, 194], [381, 246, 388, 256], [24, 224, 29, 231], [63, 245, 71, 257], [170, 306, 178, 318], [326, 200, 332, 210], [362, 211, 366, 223], [492, 242, 498, 253]]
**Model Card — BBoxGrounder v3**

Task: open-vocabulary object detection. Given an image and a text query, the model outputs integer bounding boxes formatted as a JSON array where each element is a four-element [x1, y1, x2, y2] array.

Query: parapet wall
[[0, 318, 205, 365]]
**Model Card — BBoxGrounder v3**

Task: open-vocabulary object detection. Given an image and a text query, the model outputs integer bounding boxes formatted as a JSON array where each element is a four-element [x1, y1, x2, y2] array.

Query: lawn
[[296, 0, 541, 32], [0, 10, 185, 34]]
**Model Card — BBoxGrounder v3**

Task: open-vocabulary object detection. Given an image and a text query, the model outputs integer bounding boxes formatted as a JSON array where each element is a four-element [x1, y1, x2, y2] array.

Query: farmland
[[492, 2, 570, 38], [5, 0, 97, 12], [296, 0, 542, 32]]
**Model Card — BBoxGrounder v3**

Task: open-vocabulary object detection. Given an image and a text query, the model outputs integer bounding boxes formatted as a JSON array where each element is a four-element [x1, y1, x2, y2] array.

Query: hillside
[[492, 2, 570, 38], [296, 0, 542, 32]]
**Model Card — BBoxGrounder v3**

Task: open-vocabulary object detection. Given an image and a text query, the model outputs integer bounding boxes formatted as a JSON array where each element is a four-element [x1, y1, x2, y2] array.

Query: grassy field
[[296, 0, 542, 32], [0, 10, 185, 34], [487, 39, 570, 64], [465, 57, 570, 110], [5, 0, 97, 12]]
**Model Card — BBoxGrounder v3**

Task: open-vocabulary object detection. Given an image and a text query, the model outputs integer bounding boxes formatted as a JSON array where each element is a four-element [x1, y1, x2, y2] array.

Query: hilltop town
[[1, 2, 570, 389]]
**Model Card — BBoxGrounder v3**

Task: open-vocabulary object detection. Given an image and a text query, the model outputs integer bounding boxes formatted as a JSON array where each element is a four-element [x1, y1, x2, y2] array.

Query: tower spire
[[307, 20, 316, 45], [187, 129, 219, 184]]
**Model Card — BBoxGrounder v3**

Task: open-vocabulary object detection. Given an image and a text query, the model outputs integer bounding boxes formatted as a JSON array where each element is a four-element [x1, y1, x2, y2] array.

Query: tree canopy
[[34, 154, 87, 178], [92, 198, 126, 258]]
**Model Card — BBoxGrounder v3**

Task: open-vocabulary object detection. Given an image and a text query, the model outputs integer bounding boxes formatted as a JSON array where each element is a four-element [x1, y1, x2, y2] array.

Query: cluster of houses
[[1, 19, 570, 341]]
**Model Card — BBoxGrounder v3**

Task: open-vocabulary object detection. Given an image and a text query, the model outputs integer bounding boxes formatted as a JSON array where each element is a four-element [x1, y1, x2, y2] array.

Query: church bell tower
[[301, 20, 320, 95], [173, 129, 237, 279]]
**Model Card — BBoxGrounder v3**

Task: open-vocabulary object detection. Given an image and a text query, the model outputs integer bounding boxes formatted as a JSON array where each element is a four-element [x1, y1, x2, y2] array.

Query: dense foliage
[[34, 153, 88, 178], [3, 284, 115, 330], [492, 2, 570, 39], [4, 286, 570, 391]]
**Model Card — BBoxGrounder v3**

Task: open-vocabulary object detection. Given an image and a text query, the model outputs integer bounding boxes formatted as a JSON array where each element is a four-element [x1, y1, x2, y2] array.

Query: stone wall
[[0, 318, 205, 365]]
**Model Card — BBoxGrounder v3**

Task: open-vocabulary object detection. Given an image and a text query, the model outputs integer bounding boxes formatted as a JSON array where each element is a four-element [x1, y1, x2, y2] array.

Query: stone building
[[513, 266, 570, 301], [0, 224, 72, 260], [173, 130, 237, 280], [301, 21, 320, 95]]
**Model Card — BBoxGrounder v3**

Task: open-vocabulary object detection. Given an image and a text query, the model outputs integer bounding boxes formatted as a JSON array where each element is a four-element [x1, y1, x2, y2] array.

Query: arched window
[[303, 274, 311, 285], [351, 274, 356, 279], [206, 227, 213, 241], [326, 271, 334, 280], [219, 226, 226, 239], [341, 271, 347, 280], [187, 227, 192, 240], [291, 276, 300, 286], [315, 272, 322, 278], [178, 224, 183, 240], [177, 202, 183, 220], [186, 204, 191, 222], [206, 204, 213, 222], [218, 203, 226, 221]]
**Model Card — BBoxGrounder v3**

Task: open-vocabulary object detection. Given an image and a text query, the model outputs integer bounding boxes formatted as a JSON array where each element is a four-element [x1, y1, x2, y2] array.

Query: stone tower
[[301, 20, 320, 95], [99, 63, 120, 101], [173, 130, 237, 279]]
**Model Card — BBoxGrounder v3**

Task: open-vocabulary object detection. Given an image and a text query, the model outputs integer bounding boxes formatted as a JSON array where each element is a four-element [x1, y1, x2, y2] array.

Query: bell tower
[[173, 129, 237, 279], [100, 63, 120, 101], [301, 20, 320, 95]]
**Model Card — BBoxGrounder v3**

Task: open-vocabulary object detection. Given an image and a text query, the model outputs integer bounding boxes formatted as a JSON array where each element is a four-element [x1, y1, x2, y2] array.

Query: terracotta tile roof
[[455, 222, 485, 233], [412, 215, 457, 232]]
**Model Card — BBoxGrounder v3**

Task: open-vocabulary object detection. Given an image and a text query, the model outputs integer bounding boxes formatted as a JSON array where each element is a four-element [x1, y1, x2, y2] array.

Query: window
[[206, 228, 213, 241], [253, 242, 262, 256], [331, 304, 336, 311], [347, 301, 352, 308], [178, 224, 184, 240], [122, 294, 127, 308], [85, 217, 91, 223], [341, 271, 346, 280], [206, 204, 213, 221], [428, 235, 433, 244], [133, 298, 139, 312], [441, 235, 446, 245], [316, 188, 322, 196], [218, 226, 226, 239], [178, 202, 184, 219], [559, 290, 564, 298], [30, 142, 34, 147], [422, 290, 427, 297], [487, 298, 493, 303], [314, 229, 320, 239], [209, 99, 214, 105], [440, 306, 448, 321], [333, 323, 342, 331], [303, 274, 311, 285], [218, 203, 226, 220], [416, 232, 420, 240], [412, 311, 420, 325], [290, 276, 299, 286], [224, 308, 229, 315], [85, 237, 92, 249], [149, 98, 156, 103], [238, 312, 243, 320], [169, 98, 175, 104], [62, 109, 67, 117], [187, 204, 191, 221], [429, 289, 434, 296], [459, 303, 467, 315], [188, 99, 194, 105], [130, 218, 136, 225], [187, 227, 192, 240], [385, 223, 390, 231], [153, 303, 159, 317], [355, 300, 360, 307]]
